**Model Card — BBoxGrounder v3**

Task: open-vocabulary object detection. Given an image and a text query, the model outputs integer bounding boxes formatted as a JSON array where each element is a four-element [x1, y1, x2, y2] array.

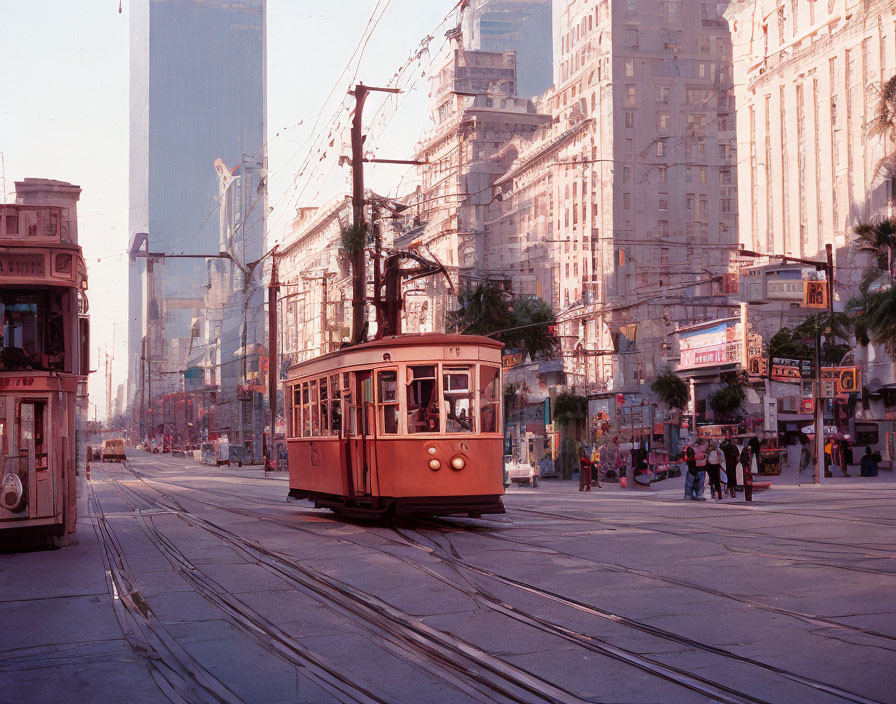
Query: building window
[[656, 111, 671, 129], [698, 35, 711, 53], [720, 198, 733, 213], [656, 85, 670, 104], [659, 221, 669, 236], [719, 169, 732, 185], [623, 166, 631, 183], [625, 84, 636, 105], [625, 59, 635, 77], [623, 192, 631, 209], [657, 166, 667, 183], [625, 111, 635, 128], [658, 194, 668, 210], [626, 29, 639, 50]]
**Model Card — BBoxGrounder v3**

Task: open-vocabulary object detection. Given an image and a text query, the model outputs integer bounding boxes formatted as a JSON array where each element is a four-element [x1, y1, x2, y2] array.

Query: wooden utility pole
[[348, 82, 400, 345]]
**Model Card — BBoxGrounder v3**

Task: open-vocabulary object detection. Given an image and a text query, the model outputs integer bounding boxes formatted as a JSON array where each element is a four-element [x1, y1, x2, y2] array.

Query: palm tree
[[650, 369, 688, 410], [449, 281, 513, 337], [507, 296, 560, 361], [849, 218, 896, 351], [870, 75, 896, 177]]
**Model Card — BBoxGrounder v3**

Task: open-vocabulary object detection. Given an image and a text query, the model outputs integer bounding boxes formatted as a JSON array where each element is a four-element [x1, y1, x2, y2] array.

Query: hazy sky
[[1, 0, 455, 420]]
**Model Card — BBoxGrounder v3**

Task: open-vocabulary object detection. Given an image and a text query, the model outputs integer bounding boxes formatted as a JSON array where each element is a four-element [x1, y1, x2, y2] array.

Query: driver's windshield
[[0, 288, 68, 372]]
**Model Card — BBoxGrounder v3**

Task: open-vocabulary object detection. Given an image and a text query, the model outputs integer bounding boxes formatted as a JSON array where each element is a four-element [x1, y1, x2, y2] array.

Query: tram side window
[[377, 370, 399, 435], [310, 380, 321, 436], [291, 385, 302, 437], [302, 382, 311, 437], [443, 366, 474, 433], [343, 373, 355, 436], [479, 365, 500, 433], [407, 365, 440, 433], [319, 377, 329, 436], [331, 375, 342, 434]]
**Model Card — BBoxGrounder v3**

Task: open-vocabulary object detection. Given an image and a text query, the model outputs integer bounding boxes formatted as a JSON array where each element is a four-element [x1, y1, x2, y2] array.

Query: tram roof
[[286, 333, 504, 376]]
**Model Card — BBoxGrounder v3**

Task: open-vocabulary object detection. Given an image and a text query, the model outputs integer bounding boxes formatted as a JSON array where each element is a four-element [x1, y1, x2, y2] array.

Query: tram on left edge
[[0, 179, 89, 548]]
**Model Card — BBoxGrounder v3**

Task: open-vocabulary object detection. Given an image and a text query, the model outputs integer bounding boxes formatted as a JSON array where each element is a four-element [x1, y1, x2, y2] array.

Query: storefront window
[[377, 370, 399, 434], [479, 365, 500, 433], [443, 366, 474, 433], [407, 365, 439, 433]]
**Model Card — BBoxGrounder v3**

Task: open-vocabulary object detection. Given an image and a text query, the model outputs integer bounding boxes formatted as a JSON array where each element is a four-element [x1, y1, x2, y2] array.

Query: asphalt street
[[1, 451, 894, 704]]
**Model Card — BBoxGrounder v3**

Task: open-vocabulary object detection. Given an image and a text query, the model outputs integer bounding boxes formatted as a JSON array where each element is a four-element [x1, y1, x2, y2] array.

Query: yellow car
[[101, 439, 127, 463]]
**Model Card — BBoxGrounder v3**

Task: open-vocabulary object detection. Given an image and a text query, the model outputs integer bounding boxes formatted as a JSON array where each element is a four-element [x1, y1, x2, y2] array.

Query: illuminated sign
[[678, 319, 742, 370]]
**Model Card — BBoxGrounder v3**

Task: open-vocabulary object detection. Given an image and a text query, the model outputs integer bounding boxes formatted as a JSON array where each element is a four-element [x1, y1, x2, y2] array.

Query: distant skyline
[[1, 0, 456, 420]]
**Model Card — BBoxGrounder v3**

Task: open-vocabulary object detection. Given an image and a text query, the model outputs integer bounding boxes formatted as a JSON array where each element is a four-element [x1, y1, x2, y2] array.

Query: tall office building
[[128, 0, 266, 451], [461, 0, 554, 98]]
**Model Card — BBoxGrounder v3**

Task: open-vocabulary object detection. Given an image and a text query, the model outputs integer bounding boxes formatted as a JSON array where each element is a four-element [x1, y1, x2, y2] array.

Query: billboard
[[678, 319, 742, 370]]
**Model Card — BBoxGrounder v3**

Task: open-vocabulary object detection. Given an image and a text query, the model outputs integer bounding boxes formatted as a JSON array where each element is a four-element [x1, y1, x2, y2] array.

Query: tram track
[[387, 521, 887, 704], [119, 460, 896, 646], [107, 464, 593, 704], [507, 507, 896, 576], [86, 481, 247, 704], [113, 461, 891, 704]]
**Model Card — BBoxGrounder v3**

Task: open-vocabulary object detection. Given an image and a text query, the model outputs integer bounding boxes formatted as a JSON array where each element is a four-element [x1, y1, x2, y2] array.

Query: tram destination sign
[[0, 254, 44, 277]]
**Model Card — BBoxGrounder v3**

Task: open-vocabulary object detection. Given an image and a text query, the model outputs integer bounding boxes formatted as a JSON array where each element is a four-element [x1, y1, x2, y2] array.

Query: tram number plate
[[445, 346, 462, 359]]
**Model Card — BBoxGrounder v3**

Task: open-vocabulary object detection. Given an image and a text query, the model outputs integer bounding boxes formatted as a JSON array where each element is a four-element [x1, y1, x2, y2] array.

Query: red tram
[[285, 334, 504, 518], [0, 179, 88, 547]]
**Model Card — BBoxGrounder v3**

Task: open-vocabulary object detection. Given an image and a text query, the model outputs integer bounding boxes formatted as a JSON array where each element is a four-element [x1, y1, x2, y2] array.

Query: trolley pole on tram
[[348, 82, 402, 345]]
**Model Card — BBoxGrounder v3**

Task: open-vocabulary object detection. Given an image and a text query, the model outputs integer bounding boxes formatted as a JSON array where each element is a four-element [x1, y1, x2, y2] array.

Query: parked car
[[504, 457, 539, 487]]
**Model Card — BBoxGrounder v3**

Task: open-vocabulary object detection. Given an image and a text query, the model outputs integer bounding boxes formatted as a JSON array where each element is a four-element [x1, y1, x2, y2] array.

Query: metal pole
[[814, 322, 823, 486], [266, 252, 279, 471]]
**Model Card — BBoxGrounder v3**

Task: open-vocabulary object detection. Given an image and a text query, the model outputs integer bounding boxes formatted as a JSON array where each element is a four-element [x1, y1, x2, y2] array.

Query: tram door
[[349, 372, 377, 497], [2, 398, 53, 520]]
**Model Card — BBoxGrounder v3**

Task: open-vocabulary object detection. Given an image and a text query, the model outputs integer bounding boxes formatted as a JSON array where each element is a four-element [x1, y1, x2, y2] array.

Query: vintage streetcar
[[284, 333, 505, 518], [0, 179, 89, 547]]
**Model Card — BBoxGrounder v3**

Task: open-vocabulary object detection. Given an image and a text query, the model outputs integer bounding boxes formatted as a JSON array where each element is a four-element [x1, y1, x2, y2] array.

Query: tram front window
[[0, 289, 66, 372], [377, 370, 399, 435], [407, 365, 439, 434], [443, 367, 474, 433]]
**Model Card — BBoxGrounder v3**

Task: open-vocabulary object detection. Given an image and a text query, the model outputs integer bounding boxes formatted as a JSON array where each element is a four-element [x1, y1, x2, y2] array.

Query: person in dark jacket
[[740, 444, 754, 502], [860, 446, 880, 477], [684, 445, 698, 499], [579, 446, 592, 491], [705, 442, 725, 501], [721, 438, 739, 497]]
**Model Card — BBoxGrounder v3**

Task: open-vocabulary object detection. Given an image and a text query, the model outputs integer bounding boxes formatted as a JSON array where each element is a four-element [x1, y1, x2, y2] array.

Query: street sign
[[502, 350, 523, 370], [803, 280, 828, 309]]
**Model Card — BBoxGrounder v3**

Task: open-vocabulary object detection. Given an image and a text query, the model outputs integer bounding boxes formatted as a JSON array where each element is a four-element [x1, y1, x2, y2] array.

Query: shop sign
[[803, 281, 828, 309], [770, 357, 813, 382], [0, 254, 43, 277], [820, 366, 862, 394], [767, 279, 804, 300], [502, 350, 523, 370], [678, 319, 742, 370], [800, 398, 815, 414]]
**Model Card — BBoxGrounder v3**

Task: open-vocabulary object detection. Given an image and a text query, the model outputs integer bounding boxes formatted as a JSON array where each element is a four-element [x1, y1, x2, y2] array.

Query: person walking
[[578, 445, 592, 492], [721, 437, 739, 498], [684, 445, 698, 499], [706, 442, 725, 501], [693, 438, 708, 500], [860, 446, 880, 477], [740, 443, 754, 502]]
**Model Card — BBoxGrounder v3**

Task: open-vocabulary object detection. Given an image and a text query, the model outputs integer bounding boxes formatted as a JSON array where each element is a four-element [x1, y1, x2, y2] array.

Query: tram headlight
[[429, 459, 441, 471], [426, 446, 437, 456], [450, 456, 466, 470]]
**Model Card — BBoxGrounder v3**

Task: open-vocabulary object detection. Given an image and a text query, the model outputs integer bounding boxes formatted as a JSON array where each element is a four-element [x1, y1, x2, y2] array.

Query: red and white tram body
[[0, 180, 88, 546], [285, 334, 504, 518]]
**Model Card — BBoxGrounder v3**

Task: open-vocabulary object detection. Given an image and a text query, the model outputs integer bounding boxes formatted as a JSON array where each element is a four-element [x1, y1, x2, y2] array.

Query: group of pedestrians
[[683, 436, 755, 502]]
